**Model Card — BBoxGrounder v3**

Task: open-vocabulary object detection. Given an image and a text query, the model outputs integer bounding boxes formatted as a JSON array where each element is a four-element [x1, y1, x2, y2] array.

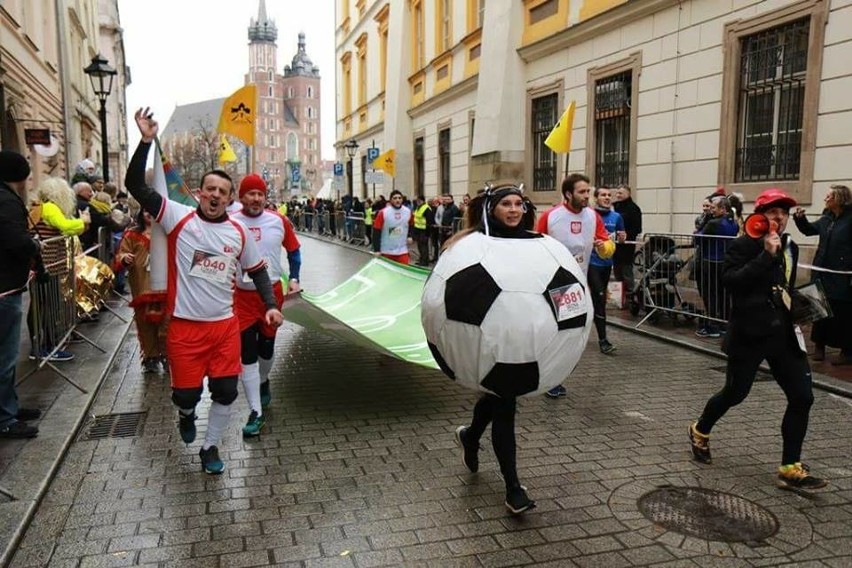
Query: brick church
[[161, 0, 322, 201]]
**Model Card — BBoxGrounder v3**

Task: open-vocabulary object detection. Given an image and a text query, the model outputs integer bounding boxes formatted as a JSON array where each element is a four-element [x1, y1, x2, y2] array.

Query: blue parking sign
[[367, 147, 380, 163], [333, 162, 343, 176]]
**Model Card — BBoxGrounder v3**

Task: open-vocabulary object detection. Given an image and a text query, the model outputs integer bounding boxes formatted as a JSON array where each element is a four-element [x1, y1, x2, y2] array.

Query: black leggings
[[697, 333, 814, 465], [587, 264, 611, 341], [467, 394, 519, 489], [240, 325, 275, 365]]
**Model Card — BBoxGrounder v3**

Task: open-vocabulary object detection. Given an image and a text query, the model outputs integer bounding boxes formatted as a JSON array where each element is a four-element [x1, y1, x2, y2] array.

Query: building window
[[414, 136, 425, 197], [530, 0, 557, 24], [478, 0, 485, 27], [439, 128, 451, 195], [437, 0, 452, 53], [411, 0, 425, 70], [287, 133, 298, 160], [307, 86, 314, 98], [530, 93, 558, 192], [594, 71, 632, 188], [735, 19, 808, 182], [268, 86, 273, 97], [342, 52, 353, 115], [268, 70, 273, 81]]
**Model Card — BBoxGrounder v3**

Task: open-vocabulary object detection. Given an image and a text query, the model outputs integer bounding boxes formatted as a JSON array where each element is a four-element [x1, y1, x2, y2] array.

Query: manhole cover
[[78, 412, 146, 441], [637, 486, 779, 543]]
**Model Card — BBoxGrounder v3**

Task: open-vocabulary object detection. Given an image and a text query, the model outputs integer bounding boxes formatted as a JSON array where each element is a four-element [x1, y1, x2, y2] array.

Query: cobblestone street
[[10, 237, 852, 568]]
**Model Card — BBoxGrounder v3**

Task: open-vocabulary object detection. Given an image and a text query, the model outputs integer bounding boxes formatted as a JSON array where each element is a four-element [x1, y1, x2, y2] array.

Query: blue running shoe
[[545, 385, 567, 399], [199, 446, 224, 475], [178, 411, 196, 444]]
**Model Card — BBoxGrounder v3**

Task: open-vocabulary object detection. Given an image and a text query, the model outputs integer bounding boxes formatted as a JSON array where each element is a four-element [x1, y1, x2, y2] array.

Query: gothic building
[[162, 0, 322, 199]]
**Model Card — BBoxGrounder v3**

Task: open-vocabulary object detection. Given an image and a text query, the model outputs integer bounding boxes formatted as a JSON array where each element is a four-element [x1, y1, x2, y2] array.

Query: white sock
[[203, 402, 231, 450], [241, 362, 262, 415], [258, 356, 273, 383]]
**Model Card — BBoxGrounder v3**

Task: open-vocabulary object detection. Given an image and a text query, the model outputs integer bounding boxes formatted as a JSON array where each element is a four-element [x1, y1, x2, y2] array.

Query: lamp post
[[344, 138, 359, 200], [83, 54, 117, 182]]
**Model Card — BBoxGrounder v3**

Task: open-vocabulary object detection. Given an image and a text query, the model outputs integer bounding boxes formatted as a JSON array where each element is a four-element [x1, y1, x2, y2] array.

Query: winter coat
[[794, 206, 852, 301]]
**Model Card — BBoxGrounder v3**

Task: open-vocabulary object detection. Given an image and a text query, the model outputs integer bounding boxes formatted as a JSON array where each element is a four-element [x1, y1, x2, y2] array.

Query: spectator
[[116, 210, 167, 374], [363, 198, 373, 245], [694, 195, 739, 338], [75, 181, 121, 253], [0, 150, 42, 438], [412, 195, 433, 267], [28, 177, 89, 362], [428, 196, 441, 262], [438, 193, 460, 251], [793, 184, 852, 365], [613, 184, 642, 294]]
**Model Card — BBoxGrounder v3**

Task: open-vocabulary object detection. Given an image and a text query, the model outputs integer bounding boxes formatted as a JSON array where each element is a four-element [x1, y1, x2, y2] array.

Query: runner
[[231, 174, 302, 437], [371, 189, 413, 264], [125, 108, 283, 474]]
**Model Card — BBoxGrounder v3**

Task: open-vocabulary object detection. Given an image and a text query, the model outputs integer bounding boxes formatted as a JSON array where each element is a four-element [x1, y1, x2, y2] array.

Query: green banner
[[281, 258, 439, 369]]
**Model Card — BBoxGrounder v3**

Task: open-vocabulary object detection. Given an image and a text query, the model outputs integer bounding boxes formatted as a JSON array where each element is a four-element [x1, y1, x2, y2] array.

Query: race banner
[[281, 258, 438, 369]]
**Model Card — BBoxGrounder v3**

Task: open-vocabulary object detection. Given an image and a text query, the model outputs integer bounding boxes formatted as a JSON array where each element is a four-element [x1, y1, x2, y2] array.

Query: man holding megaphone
[[688, 188, 827, 491]]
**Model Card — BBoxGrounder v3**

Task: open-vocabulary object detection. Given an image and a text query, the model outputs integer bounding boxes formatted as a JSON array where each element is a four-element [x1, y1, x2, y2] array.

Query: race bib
[[547, 283, 586, 322], [389, 226, 403, 237], [189, 250, 233, 284], [574, 253, 584, 266]]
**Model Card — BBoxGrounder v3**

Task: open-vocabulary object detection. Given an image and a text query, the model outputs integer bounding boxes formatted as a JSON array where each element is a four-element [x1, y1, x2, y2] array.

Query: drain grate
[[78, 412, 146, 441], [637, 486, 779, 543]]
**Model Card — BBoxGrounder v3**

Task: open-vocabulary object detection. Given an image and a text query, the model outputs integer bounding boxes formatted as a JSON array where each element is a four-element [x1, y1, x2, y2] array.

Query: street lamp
[[83, 54, 117, 183], [344, 138, 359, 199]]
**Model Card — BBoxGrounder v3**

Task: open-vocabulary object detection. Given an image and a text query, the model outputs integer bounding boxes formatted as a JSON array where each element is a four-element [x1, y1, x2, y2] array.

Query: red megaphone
[[744, 213, 779, 239]]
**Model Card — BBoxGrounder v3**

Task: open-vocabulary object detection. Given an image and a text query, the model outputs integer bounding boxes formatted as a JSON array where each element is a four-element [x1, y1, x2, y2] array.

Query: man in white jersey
[[536, 173, 611, 398], [371, 189, 414, 264], [232, 174, 302, 437], [126, 108, 283, 474]]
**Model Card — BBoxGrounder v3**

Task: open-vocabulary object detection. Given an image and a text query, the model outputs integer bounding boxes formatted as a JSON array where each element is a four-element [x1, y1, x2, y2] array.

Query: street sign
[[333, 162, 344, 176], [291, 164, 301, 183], [364, 170, 384, 185], [367, 147, 380, 163], [332, 179, 343, 191]]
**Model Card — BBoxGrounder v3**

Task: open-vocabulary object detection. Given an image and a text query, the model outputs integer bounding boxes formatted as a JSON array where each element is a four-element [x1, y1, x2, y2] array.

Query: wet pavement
[[8, 236, 852, 567]]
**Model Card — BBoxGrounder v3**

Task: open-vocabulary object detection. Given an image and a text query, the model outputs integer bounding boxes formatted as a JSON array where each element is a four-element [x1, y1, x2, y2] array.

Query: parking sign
[[333, 162, 343, 176], [367, 147, 380, 163]]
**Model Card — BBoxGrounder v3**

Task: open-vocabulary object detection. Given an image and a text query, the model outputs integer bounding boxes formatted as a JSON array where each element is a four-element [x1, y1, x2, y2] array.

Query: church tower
[[283, 33, 322, 174], [247, 0, 281, 192]]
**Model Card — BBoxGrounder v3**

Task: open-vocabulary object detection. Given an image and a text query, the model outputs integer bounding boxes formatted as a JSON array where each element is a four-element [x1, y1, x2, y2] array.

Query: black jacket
[[613, 197, 642, 263], [794, 206, 852, 302], [721, 234, 798, 354], [440, 203, 460, 230], [0, 181, 40, 294]]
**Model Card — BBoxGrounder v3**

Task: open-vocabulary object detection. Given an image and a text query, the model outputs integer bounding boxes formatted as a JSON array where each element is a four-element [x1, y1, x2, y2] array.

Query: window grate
[[78, 412, 146, 441], [735, 18, 808, 182], [531, 93, 558, 192], [594, 71, 631, 188]]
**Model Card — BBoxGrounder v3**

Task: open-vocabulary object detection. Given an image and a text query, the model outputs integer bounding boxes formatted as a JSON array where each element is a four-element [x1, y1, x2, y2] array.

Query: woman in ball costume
[[448, 184, 540, 515]]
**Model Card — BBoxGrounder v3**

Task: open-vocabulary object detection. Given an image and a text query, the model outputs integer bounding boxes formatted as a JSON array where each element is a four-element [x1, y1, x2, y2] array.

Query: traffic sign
[[367, 147, 380, 163], [364, 170, 384, 185], [333, 162, 344, 176]]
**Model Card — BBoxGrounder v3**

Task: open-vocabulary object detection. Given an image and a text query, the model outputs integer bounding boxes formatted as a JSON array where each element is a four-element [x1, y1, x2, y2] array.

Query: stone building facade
[[336, 0, 851, 232], [98, 0, 130, 186]]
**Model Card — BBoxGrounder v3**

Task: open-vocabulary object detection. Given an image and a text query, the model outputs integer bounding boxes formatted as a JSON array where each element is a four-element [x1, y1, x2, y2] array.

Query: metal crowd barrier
[[628, 232, 735, 329], [347, 213, 368, 246]]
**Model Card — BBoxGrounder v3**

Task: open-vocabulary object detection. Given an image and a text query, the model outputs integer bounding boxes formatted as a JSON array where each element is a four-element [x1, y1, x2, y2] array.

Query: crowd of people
[[2, 107, 847, 513]]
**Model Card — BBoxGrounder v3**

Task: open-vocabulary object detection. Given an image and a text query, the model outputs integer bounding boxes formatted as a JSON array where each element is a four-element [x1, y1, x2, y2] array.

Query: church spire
[[248, 0, 277, 43]]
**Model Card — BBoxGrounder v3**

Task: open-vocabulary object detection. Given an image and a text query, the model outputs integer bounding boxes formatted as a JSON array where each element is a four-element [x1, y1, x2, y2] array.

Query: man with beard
[[231, 174, 302, 436], [372, 190, 413, 264], [126, 108, 283, 474]]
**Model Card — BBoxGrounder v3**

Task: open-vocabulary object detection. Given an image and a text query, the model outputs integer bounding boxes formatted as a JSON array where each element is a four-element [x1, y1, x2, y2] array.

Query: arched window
[[268, 86, 273, 97], [307, 86, 314, 98], [268, 70, 273, 81], [306, 107, 313, 119], [287, 133, 298, 160]]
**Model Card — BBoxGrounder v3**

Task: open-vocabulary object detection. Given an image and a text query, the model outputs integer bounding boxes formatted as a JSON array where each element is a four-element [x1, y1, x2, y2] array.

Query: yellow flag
[[371, 149, 396, 177], [218, 134, 237, 164], [218, 85, 257, 146], [544, 101, 576, 154]]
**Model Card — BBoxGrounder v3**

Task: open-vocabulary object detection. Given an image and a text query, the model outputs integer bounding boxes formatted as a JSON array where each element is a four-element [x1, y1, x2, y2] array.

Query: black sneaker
[[599, 339, 616, 354], [178, 411, 197, 444], [16, 408, 42, 421], [454, 426, 479, 473], [505, 485, 536, 515], [0, 421, 39, 439], [259, 380, 271, 408], [199, 446, 225, 475], [689, 422, 711, 464], [777, 463, 828, 491], [545, 385, 567, 399], [142, 358, 160, 374]]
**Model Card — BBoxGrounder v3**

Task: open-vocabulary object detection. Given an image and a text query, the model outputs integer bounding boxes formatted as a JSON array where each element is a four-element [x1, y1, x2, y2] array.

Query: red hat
[[239, 174, 267, 198], [754, 188, 796, 213]]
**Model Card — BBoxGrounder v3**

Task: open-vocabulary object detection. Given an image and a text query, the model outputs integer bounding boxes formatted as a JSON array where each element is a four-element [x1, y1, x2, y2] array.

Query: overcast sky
[[118, 0, 336, 160]]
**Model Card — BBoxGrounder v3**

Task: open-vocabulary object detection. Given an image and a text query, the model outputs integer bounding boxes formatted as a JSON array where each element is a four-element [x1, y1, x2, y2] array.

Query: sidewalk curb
[[0, 319, 132, 568], [608, 319, 852, 399]]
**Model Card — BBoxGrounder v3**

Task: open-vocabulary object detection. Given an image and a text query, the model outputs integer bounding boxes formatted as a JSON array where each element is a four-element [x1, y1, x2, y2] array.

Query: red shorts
[[382, 253, 410, 265], [167, 316, 241, 389], [234, 281, 285, 337]]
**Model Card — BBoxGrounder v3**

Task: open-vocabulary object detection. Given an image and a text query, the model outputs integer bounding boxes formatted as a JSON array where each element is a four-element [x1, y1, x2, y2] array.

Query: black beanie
[[0, 150, 31, 183]]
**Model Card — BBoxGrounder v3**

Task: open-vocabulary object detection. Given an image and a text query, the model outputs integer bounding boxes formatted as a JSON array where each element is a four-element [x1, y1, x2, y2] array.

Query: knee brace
[[208, 376, 239, 406], [241, 325, 259, 365], [258, 336, 275, 360], [171, 386, 203, 410]]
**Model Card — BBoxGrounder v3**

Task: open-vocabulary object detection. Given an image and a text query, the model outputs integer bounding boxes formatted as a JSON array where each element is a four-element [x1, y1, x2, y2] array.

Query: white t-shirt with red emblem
[[535, 203, 609, 273], [156, 200, 264, 321], [230, 209, 300, 290]]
